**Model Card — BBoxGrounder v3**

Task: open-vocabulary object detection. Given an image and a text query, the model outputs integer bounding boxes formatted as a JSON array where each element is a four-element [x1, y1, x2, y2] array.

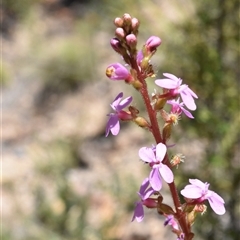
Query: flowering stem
[[130, 57, 193, 239], [129, 58, 162, 143]]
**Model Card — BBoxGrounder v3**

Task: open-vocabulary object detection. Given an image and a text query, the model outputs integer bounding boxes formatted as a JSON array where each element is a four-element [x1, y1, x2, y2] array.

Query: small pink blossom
[[105, 92, 132, 137], [132, 178, 156, 222], [167, 98, 194, 119], [106, 63, 130, 80], [180, 179, 226, 215], [139, 143, 174, 191], [155, 73, 198, 111]]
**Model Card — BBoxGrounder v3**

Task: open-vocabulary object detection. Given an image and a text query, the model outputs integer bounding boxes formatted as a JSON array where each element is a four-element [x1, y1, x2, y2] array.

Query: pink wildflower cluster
[[104, 13, 225, 240]]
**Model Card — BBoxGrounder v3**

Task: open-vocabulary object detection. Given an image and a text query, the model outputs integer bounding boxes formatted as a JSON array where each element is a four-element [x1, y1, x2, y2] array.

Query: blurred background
[[1, 0, 239, 239]]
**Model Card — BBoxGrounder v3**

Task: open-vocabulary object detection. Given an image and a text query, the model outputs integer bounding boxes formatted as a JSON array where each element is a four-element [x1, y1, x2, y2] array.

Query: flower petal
[[139, 178, 150, 196], [110, 118, 120, 135], [110, 92, 123, 110], [180, 185, 203, 199], [189, 179, 205, 189], [187, 87, 198, 99], [180, 91, 197, 111], [156, 143, 167, 162], [117, 96, 133, 110], [181, 107, 194, 119], [139, 147, 155, 163], [208, 191, 226, 215], [159, 164, 174, 183], [163, 73, 180, 82], [105, 115, 120, 136], [149, 168, 162, 191], [131, 202, 144, 222], [155, 79, 178, 89]]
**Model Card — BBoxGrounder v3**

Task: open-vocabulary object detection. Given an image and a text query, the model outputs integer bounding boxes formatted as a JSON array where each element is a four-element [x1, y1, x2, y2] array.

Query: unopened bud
[[114, 17, 123, 27], [131, 18, 140, 32], [126, 34, 137, 49], [163, 122, 172, 140], [110, 38, 125, 54], [154, 98, 167, 111], [146, 36, 162, 52], [133, 116, 150, 128], [115, 27, 125, 39], [123, 13, 132, 25], [132, 79, 143, 90], [157, 203, 175, 215]]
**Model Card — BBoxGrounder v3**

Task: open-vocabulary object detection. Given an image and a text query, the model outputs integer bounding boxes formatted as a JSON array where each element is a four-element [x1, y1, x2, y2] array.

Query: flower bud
[[122, 13, 132, 25], [162, 122, 172, 140], [132, 79, 143, 90], [146, 36, 162, 52], [110, 38, 125, 54], [133, 116, 150, 128], [157, 203, 175, 215], [114, 17, 123, 27], [131, 18, 140, 32], [115, 27, 125, 39], [126, 34, 137, 49], [154, 98, 167, 111]]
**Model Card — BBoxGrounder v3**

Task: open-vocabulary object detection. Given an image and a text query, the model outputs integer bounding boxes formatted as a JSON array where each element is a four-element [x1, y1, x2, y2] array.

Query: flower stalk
[[104, 13, 225, 240]]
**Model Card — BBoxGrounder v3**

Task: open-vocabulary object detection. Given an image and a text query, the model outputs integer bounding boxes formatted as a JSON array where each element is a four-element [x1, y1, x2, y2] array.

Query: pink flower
[[132, 178, 156, 222], [167, 98, 194, 119], [105, 92, 132, 137], [180, 179, 226, 215], [155, 73, 198, 111], [106, 63, 130, 80], [139, 143, 174, 191]]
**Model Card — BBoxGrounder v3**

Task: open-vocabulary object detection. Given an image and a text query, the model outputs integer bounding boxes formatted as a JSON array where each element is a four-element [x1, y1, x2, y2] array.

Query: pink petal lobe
[[182, 107, 194, 118], [208, 194, 226, 215], [111, 92, 123, 108], [132, 202, 144, 222], [189, 179, 205, 189], [118, 96, 133, 110], [139, 147, 155, 163], [149, 168, 162, 191], [155, 79, 178, 89], [110, 120, 120, 135], [156, 143, 167, 162], [163, 73, 179, 82], [159, 164, 174, 183], [180, 92, 196, 110], [181, 185, 202, 199]]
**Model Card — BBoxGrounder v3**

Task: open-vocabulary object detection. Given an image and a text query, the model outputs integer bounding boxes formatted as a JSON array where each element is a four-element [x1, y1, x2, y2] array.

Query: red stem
[[130, 57, 193, 240]]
